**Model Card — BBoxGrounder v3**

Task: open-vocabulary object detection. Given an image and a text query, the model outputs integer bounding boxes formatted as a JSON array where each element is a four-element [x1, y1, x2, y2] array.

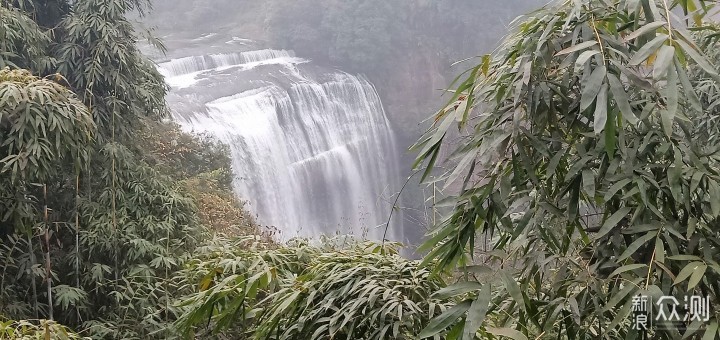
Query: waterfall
[[157, 49, 305, 88], [159, 49, 404, 241]]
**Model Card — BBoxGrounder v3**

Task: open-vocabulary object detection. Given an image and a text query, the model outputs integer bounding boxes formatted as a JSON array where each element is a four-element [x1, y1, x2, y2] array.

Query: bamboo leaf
[[629, 34, 668, 65], [666, 61, 679, 121], [500, 271, 524, 310], [463, 284, 491, 340], [556, 41, 597, 56], [687, 263, 707, 289], [608, 264, 647, 278], [575, 50, 600, 71], [709, 180, 720, 217], [674, 57, 702, 113], [418, 300, 472, 339], [594, 82, 608, 134], [618, 232, 656, 261], [485, 327, 528, 340], [581, 66, 607, 112], [701, 321, 718, 340], [655, 237, 665, 263], [433, 281, 483, 300], [624, 21, 667, 41], [661, 109, 673, 137], [675, 39, 719, 78], [595, 207, 632, 240], [607, 73, 638, 124], [674, 261, 704, 285], [653, 45, 675, 79], [582, 169, 595, 198]]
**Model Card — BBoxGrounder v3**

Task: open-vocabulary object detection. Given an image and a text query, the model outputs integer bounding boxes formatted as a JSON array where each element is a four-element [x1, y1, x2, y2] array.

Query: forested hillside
[[3, 0, 720, 339]]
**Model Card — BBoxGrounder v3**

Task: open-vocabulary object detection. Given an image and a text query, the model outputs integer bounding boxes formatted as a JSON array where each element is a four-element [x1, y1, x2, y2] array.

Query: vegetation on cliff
[[3, 0, 720, 339]]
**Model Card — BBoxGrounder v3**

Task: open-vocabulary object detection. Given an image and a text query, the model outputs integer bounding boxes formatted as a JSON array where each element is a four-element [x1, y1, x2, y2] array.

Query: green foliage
[[68, 142, 202, 337], [137, 121, 233, 190], [0, 6, 54, 72], [0, 68, 94, 183], [136, 121, 262, 236], [54, 0, 168, 138], [175, 237, 448, 339], [11, 0, 71, 29], [0, 140, 208, 338], [413, 0, 720, 339], [692, 25, 720, 143], [0, 68, 94, 234], [0, 319, 88, 339], [0, 2, 248, 338]]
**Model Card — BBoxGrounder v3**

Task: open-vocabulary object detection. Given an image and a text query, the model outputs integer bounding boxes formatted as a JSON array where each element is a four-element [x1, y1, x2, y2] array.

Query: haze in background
[[142, 0, 543, 245]]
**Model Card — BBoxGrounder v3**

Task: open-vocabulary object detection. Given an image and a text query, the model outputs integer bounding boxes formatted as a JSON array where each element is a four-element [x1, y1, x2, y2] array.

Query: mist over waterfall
[[158, 43, 405, 241]]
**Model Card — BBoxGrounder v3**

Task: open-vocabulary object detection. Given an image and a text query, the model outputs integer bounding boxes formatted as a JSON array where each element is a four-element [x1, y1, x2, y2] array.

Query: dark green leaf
[[595, 207, 632, 240], [463, 284, 491, 340], [581, 66, 607, 111], [594, 83, 608, 134], [607, 73, 638, 124], [419, 300, 472, 339]]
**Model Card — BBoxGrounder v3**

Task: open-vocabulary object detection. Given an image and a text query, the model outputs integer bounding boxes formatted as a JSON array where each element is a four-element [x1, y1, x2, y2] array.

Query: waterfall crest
[[159, 48, 404, 241]]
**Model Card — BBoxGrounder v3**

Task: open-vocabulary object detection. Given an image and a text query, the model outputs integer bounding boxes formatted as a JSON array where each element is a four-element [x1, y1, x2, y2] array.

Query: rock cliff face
[[377, 48, 449, 144]]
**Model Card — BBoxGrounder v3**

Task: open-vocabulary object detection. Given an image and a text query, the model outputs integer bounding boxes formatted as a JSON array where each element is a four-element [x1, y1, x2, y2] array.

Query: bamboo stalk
[[432, 182, 437, 226], [165, 202, 173, 338], [75, 174, 81, 322], [112, 93, 119, 284], [27, 231, 38, 319], [43, 184, 53, 320]]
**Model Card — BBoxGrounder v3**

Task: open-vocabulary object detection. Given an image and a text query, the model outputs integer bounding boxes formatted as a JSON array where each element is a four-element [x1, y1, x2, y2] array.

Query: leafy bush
[[0, 68, 94, 184], [0, 7, 53, 72], [175, 237, 449, 339], [0, 319, 87, 340], [0, 67, 94, 237], [54, 0, 168, 138]]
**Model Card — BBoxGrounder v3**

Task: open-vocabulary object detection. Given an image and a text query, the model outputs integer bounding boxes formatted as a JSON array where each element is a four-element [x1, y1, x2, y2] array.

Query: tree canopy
[[5, 0, 720, 338], [413, 0, 720, 338], [0, 0, 261, 337]]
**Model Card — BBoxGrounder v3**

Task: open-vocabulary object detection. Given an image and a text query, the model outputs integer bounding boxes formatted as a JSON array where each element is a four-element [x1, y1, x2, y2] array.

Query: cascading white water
[[158, 49, 305, 89], [159, 48, 404, 241], [159, 49, 296, 75]]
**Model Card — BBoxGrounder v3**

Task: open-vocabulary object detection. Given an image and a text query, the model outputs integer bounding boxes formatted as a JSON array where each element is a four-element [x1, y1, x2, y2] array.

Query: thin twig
[[381, 169, 422, 250], [645, 230, 662, 289], [590, 14, 607, 67], [662, 0, 673, 42]]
